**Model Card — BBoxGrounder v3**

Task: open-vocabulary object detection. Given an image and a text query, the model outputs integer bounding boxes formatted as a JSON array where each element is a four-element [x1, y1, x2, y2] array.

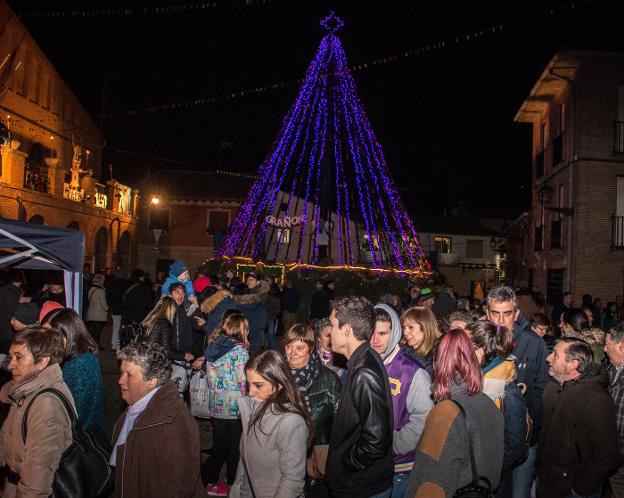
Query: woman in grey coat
[[230, 350, 311, 498]]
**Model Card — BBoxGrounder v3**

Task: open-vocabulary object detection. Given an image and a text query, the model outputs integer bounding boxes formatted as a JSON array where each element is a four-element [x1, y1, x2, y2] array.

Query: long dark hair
[[46, 308, 98, 359], [245, 350, 312, 445]]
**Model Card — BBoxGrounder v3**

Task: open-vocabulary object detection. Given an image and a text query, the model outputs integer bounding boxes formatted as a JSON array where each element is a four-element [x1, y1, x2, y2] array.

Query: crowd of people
[[1, 260, 624, 498]]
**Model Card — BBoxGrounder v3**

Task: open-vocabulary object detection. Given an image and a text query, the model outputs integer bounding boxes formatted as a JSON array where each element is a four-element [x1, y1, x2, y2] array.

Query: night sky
[[9, 0, 624, 218]]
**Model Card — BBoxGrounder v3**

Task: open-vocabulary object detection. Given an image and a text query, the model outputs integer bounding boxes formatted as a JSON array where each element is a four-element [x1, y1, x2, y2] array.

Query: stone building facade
[[514, 50, 624, 304], [0, 3, 138, 273]]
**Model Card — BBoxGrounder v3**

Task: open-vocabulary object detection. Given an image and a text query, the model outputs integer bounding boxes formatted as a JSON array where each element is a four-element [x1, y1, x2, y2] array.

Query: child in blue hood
[[161, 260, 196, 302]]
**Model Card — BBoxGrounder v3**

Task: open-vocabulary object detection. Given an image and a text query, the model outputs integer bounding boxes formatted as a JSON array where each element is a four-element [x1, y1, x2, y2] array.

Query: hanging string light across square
[[216, 12, 427, 272]]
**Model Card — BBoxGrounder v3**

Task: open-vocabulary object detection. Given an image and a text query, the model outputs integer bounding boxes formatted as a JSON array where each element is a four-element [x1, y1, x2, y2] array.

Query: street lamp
[[537, 183, 573, 216], [150, 194, 160, 206]]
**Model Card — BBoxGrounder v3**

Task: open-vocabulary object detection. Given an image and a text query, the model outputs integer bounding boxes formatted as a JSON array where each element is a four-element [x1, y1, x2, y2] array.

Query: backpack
[[21, 388, 114, 498], [512, 382, 534, 465], [451, 400, 494, 498]]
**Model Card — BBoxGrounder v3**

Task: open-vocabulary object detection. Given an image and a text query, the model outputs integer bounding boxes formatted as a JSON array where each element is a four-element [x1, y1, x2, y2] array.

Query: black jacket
[[310, 288, 333, 321], [326, 343, 394, 498], [146, 316, 185, 361], [512, 314, 549, 444], [106, 277, 127, 315], [537, 365, 619, 498], [0, 283, 21, 354], [121, 281, 153, 325], [308, 365, 341, 446], [171, 303, 194, 355]]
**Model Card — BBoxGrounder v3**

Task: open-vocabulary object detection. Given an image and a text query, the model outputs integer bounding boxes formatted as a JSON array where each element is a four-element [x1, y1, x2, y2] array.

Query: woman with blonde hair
[[400, 307, 441, 378], [142, 297, 188, 361], [200, 313, 250, 496]]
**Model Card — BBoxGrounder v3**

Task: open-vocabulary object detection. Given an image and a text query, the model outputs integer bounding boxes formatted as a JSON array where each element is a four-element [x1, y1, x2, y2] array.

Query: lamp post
[[538, 183, 573, 216]]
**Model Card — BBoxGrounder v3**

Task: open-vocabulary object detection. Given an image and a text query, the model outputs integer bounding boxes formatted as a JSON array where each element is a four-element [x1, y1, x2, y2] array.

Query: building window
[[534, 226, 543, 252], [434, 236, 452, 254], [207, 210, 229, 234], [466, 239, 483, 258], [277, 228, 290, 244], [617, 85, 624, 154], [546, 269, 565, 305], [527, 269, 534, 290], [551, 219, 562, 249], [149, 208, 170, 232], [614, 177, 624, 248]]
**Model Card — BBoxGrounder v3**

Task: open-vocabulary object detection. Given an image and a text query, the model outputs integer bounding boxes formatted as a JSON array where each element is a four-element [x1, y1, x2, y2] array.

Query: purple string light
[[217, 13, 427, 271]]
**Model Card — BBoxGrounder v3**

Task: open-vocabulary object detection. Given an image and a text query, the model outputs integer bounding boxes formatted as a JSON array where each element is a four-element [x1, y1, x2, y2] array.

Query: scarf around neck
[[290, 352, 321, 408]]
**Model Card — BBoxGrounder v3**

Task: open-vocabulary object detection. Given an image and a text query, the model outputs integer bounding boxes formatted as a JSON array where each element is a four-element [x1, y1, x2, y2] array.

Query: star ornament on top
[[320, 11, 344, 34]]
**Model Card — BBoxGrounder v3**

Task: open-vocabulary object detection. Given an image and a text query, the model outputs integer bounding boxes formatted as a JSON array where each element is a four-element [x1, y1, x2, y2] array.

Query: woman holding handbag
[[404, 328, 504, 498], [283, 324, 341, 497], [196, 313, 250, 497], [230, 350, 311, 498]]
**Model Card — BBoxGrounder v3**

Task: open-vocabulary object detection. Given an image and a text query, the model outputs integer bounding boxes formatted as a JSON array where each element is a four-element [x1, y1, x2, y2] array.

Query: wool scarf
[[290, 352, 321, 409]]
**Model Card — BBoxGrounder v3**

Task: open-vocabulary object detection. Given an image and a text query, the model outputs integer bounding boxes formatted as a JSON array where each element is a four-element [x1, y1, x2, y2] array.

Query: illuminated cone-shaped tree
[[216, 12, 426, 271]]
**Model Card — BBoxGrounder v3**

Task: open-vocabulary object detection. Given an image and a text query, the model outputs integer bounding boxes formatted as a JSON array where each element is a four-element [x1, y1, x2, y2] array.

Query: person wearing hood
[[161, 260, 197, 303], [198, 313, 249, 497], [537, 337, 618, 498], [486, 285, 548, 498], [201, 281, 269, 354], [371, 304, 433, 498]]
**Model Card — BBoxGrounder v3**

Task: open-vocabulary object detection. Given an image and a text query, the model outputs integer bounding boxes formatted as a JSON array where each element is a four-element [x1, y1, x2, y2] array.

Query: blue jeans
[[368, 488, 392, 498], [266, 319, 277, 349], [513, 444, 537, 498], [391, 473, 409, 498]]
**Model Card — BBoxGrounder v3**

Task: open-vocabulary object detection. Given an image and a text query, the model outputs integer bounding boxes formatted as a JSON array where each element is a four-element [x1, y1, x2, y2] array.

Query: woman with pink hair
[[404, 329, 505, 497]]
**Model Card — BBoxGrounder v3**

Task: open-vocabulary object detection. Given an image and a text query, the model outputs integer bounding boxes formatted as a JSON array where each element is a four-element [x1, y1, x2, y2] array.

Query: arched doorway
[[28, 214, 44, 225], [94, 227, 108, 272], [67, 221, 79, 231], [117, 231, 131, 275]]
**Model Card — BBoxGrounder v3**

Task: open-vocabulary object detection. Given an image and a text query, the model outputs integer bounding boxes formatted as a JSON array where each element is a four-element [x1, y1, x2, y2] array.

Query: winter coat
[[62, 352, 107, 433], [281, 286, 300, 313], [86, 284, 109, 322], [482, 358, 526, 470], [121, 280, 153, 325], [405, 383, 504, 498], [606, 363, 624, 463], [204, 336, 249, 419], [201, 285, 269, 353], [0, 283, 21, 354], [512, 314, 549, 444], [306, 363, 341, 446], [310, 288, 332, 321], [402, 346, 434, 380], [147, 316, 185, 361], [0, 364, 75, 498], [537, 365, 619, 498], [172, 303, 194, 354], [265, 294, 281, 321], [326, 342, 394, 498], [107, 277, 127, 315], [230, 397, 308, 498], [161, 273, 195, 298], [111, 381, 205, 498]]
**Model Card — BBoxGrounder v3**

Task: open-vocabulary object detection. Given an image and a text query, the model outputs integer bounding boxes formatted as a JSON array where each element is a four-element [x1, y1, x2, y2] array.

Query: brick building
[[136, 169, 251, 278], [0, 2, 138, 273], [513, 50, 624, 304]]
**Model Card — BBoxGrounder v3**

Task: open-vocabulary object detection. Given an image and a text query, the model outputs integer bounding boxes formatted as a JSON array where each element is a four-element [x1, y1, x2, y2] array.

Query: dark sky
[[9, 0, 624, 218]]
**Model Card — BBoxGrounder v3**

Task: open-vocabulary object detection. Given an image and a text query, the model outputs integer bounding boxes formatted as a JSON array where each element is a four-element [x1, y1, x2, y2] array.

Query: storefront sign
[[265, 215, 301, 228]]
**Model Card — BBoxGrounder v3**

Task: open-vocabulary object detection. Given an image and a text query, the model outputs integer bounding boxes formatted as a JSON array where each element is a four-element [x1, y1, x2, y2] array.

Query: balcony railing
[[23, 159, 49, 193], [536, 150, 545, 179], [437, 252, 460, 266], [613, 216, 624, 249], [615, 121, 624, 154]]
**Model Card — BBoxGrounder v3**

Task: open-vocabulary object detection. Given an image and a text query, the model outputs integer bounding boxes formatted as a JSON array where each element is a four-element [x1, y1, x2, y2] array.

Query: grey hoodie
[[374, 304, 434, 465]]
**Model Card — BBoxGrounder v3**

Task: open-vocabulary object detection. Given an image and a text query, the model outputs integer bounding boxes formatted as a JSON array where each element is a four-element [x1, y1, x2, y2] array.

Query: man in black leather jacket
[[326, 296, 394, 498]]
